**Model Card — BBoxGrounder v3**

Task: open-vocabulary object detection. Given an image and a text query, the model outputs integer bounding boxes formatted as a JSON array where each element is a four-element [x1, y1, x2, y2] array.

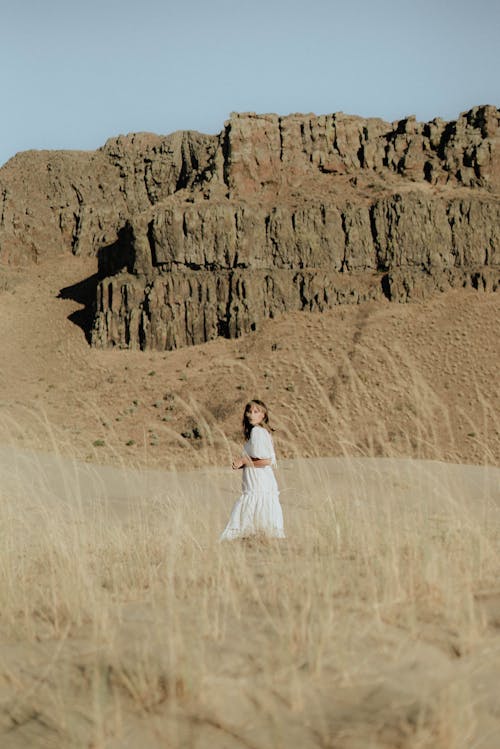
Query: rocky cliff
[[0, 130, 216, 264], [1, 106, 499, 349]]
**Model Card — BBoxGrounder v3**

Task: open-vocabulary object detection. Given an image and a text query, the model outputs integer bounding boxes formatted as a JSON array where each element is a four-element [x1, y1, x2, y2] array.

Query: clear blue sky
[[1, 0, 499, 167]]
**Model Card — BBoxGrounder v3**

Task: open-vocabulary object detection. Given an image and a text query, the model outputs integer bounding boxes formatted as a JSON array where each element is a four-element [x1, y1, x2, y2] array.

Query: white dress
[[220, 426, 285, 540]]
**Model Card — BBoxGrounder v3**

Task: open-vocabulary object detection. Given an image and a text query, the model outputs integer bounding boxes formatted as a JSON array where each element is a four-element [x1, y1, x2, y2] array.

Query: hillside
[[0, 109, 499, 749], [0, 107, 498, 467], [0, 253, 498, 468]]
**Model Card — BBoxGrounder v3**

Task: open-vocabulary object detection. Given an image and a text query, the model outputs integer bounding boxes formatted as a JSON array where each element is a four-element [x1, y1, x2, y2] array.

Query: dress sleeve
[[248, 427, 275, 463]]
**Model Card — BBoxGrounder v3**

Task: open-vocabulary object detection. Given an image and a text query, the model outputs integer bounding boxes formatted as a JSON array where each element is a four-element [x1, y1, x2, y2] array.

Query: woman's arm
[[248, 457, 272, 468], [232, 456, 272, 470]]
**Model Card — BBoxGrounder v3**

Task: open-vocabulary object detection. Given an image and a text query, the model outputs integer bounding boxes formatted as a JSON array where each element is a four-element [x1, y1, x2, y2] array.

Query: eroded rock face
[[1, 106, 499, 349], [217, 107, 500, 195], [0, 130, 216, 263], [90, 193, 500, 349]]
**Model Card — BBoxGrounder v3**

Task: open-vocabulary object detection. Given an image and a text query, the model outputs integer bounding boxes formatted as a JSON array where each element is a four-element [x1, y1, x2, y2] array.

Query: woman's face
[[246, 403, 265, 426]]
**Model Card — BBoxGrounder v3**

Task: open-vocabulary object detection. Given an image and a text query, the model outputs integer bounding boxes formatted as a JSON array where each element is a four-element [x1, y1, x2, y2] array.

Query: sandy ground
[[1, 444, 499, 522], [0, 254, 499, 470]]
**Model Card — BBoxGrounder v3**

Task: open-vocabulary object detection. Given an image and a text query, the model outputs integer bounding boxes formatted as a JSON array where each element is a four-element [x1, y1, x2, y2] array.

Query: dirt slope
[[0, 254, 498, 469]]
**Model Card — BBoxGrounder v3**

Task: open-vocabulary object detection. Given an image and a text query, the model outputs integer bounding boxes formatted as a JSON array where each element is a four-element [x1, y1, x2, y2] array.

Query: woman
[[220, 399, 285, 541]]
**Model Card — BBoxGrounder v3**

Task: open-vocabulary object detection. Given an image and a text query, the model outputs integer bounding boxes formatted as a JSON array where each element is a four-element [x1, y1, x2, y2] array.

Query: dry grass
[[1, 377, 499, 749], [1, 258, 499, 747]]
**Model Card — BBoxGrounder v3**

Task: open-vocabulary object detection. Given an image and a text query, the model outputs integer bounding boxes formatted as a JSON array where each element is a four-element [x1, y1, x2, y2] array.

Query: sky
[[1, 0, 499, 167]]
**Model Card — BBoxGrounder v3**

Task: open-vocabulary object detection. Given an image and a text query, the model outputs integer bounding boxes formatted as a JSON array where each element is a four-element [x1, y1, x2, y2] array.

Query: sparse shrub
[[181, 426, 202, 440]]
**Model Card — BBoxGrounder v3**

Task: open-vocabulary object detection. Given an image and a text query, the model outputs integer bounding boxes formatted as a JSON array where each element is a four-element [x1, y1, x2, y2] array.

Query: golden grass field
[[0, 255, 499, 748], [1, 402, 499, 749], [0, 442, 500, 749]]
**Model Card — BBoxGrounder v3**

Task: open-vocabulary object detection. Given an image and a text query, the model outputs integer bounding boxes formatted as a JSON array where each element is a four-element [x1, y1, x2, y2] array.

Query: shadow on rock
[[58, 273, 100, 344], [58, 227, 133, 344]]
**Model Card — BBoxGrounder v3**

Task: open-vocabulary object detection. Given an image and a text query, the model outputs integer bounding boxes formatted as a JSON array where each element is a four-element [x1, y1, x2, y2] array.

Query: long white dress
[[220, 425, 285, 540]]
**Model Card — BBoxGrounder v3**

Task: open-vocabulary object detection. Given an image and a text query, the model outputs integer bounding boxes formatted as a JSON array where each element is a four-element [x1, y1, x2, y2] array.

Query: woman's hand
[[232, 457, 245, 470]]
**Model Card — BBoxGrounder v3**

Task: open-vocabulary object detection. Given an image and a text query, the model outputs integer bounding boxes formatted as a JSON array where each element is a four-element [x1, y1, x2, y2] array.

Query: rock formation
[[0, 130, 216, 264], [1, 106, 499, 349]]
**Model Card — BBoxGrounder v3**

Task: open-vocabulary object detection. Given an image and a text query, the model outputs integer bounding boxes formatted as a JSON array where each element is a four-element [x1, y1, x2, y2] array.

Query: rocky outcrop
[[1, 106, 499, 349], [90, 193, 500, 349], [116, 194, 499, 275], [217, 106, 500, 196], [0, 131, 216, 263]]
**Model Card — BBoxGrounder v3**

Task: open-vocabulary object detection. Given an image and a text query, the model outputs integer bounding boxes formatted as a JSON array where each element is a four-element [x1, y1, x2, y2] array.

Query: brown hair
[[242, 399, 273, 440]]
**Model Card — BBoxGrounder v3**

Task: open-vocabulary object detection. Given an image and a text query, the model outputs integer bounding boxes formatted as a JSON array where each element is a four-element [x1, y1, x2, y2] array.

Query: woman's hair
[[242, 399, 273, 440]]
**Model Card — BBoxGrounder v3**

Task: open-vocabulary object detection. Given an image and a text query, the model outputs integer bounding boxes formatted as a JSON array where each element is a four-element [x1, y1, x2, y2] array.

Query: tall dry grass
[[0, 366, 499, 749]]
